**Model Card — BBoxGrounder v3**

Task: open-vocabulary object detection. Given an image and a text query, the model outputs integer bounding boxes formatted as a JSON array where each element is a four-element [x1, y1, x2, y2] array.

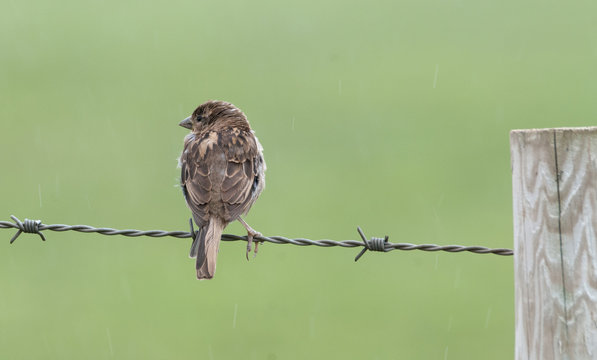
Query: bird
[[179, 100, 266, 279]]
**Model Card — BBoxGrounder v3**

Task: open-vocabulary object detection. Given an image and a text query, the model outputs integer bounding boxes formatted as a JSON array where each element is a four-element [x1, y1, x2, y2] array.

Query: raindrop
[[208, 344, 214, 360], [484, 307, 492, 328], [232, 303, 238, 329], [106, 327, 113, 356]]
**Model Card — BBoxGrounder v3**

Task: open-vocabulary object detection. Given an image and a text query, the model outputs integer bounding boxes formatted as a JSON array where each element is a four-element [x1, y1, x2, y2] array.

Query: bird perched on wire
[[179, 100, 266, 279]]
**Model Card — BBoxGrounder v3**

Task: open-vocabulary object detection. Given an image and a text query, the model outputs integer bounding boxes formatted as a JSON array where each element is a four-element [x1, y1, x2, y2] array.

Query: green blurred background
[[1, 0, 595, 358]]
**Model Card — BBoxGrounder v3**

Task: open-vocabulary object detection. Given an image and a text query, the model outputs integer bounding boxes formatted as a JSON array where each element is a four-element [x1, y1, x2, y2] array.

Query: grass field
[[1, 0, 596, 358]]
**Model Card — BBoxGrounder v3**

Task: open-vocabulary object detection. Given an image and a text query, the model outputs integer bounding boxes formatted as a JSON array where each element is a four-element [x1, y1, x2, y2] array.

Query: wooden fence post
[[510, 127, 597, 359]]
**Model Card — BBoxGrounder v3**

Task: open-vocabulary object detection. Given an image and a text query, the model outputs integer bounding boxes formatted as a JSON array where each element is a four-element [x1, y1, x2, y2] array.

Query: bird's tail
[[190, 218, 224, 280]]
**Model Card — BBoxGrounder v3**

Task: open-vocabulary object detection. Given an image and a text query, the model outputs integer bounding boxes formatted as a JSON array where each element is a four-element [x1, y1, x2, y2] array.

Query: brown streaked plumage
[[179, 100, 266, 279]]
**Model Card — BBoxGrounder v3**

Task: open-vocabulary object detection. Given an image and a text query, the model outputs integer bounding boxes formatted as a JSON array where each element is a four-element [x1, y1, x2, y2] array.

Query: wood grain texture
[[511, 127, 597, 360]]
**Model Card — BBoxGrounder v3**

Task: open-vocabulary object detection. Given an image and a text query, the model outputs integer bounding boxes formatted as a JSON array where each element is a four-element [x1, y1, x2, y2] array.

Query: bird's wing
[[218, 128, 265, 220], [181, 134, 219, 226]]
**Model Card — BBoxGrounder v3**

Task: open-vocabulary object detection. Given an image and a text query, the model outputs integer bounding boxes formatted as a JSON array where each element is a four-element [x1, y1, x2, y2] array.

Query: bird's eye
[[196, 115, 203, 122]]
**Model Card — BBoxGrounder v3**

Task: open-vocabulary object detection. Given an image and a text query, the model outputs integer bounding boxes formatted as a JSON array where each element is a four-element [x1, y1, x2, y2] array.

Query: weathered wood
[[511, 127, 597, 360]]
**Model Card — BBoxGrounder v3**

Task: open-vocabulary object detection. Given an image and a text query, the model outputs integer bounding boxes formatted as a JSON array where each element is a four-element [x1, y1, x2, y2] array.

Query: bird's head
[[179, 100, 250, 133]]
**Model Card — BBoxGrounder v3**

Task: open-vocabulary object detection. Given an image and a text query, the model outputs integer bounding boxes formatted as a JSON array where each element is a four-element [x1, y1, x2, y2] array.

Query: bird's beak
[[179, 116, 192, 129]]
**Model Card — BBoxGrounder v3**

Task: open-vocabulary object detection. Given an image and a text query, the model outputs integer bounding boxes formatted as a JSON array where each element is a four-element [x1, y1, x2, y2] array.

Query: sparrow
[[179, 100, 266, 279]]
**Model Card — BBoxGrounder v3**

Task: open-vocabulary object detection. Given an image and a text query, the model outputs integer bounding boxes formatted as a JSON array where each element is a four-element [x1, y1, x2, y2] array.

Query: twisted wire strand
[[1, 216, 513, 258]]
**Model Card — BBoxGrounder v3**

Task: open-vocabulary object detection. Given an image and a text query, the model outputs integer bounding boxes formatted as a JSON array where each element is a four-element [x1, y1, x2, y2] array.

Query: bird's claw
[[245, 230, 262, 261]]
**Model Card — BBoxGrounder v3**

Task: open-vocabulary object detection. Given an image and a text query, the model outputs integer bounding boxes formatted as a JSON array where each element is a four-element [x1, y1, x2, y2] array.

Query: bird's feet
[[238, 217, 262, 260], [245, 229, 262, 260]]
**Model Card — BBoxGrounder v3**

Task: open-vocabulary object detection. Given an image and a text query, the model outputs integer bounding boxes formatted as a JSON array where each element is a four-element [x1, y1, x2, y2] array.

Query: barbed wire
[[1, 215, 513, 260]]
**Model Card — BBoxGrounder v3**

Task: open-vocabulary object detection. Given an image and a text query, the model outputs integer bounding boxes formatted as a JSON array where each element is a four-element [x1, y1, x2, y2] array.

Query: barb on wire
[[354, 226, 390, 261], [1, 215, 513, 258], [8, 215, 46, 244]]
